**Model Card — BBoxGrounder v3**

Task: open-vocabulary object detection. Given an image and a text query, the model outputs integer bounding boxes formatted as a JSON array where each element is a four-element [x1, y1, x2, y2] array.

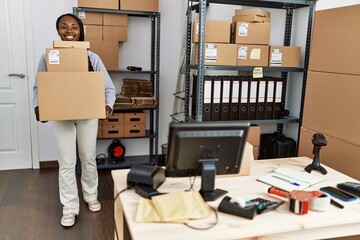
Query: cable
[[183, 204, 218, 230], [113, 185, 134, 240]]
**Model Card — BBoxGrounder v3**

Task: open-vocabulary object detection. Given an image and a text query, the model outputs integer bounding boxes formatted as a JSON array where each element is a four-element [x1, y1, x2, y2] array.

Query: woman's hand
[[34, 107, 48, 123], [105, 105, 112, 119]]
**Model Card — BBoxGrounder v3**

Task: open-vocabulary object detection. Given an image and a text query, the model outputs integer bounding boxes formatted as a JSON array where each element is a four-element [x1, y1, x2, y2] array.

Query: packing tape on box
[[310, 193, 331, 212]]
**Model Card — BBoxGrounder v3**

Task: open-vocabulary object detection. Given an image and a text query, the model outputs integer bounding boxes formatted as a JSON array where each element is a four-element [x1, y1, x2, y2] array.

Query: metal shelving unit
[[73, 7, 161, 171], [173, 0, 314, 151]]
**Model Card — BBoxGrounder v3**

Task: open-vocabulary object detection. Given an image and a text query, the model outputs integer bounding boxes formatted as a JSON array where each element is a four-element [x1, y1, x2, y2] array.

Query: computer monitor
[[165, 121, 249, 201]]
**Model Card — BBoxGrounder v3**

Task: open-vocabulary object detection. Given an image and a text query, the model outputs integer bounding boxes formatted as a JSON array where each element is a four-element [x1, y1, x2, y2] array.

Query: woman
[[33, 13, 116, 227]]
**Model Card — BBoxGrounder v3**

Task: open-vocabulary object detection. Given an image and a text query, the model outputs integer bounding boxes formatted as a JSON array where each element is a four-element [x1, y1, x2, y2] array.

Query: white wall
[[30, 0, 358, 162]]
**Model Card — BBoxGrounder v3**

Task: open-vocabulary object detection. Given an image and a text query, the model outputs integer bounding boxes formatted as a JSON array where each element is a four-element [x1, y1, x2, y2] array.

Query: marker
[[330, 199, 344, 209], [272, 175, 301, 186]]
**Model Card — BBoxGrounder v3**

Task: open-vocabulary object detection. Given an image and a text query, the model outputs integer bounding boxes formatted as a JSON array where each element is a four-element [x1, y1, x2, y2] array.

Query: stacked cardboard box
[[193, 20, 236, 66], [78, 0, 158, 12], [298, 5, 360, 180], [37, 41, 105, 121], [231, 8, 270, 67], [77, 10, 127, 70], [98, 111, 146, 138]]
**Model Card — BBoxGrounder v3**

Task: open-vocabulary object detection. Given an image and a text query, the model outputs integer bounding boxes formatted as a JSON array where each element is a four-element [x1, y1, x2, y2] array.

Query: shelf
[[192, 0, 311, 9], [189, 65, 305, 72], [96, 155, 152, 170], [73, 7, 159, 17], [97, 130, 157, 140], [108, 69, 158, 74]]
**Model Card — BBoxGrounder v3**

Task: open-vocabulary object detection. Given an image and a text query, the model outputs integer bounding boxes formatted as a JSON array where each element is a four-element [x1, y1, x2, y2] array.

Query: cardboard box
[[302, 71, 360, 147], [103, 13, 128, 26], [89, 40, 119, 70], [37, 72, 105, 121], [231, 22, 270, 45], [232, 15, 270, 23], [46, 48, 88, 72], [77, 11, 103, 25], [253, 146, 259, 160], [269, 46, 301, 68], [248, 125, 260, 147], [97, 123, 103, 138], [84, 25, 102, 41], [124, 111, 145, 124], [309, 5, 360, 75], [120, 0, 158, 12], [102, 124, 124, 138], [192, 20, 231, 43], [299, 127, 360, 180], [194, 43, 237, 66], [236, 44, 269, 66], [123, 124, 145, 137], [78, 0, 119, 10], [102, 113, 124, 125], [103, 26, 127, 42], [234, 8, 270, 18], [53, 40, 90, 49]]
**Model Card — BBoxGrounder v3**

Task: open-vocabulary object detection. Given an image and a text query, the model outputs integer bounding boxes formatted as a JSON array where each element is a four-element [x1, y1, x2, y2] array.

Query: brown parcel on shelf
[[103, 26, 128, 42], [120, 0, 158, 12], [84, 25, 103, 41], [77, 12, 103, 25], [89, 40, 119, 70], [78, 0, 119, 10], [234, 8, 270, 18], [37, 72, 105, 121], [192, 20, 231, 43], [269, 46, 301, 68], [46, 48, 88, 72], [236, 44, 269, 67], [103, 13, 128, 26], [194, 43, 237, 66], [231, 22, 270, 45]]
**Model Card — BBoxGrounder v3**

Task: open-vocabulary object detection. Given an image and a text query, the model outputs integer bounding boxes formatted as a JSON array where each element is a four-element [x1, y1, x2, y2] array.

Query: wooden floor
[[0, 168, 115, 240]]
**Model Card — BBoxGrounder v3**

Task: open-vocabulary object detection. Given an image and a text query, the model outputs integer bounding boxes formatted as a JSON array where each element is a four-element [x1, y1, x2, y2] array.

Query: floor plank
[[0, 168, 114, 240]]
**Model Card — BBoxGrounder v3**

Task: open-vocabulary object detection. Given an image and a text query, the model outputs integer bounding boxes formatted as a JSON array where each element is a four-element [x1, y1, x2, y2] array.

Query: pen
[[272, 175, 301, 186], [330, 199, 344, 209]]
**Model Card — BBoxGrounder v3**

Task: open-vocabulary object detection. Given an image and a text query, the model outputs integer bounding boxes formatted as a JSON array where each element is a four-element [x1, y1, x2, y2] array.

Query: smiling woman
[[32, 13, 116, 228]]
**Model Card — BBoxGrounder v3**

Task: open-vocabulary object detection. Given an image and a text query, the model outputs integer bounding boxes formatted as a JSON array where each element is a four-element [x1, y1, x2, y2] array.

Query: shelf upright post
[[195, 0, 207, 122], [277, 6, 294, 133], [184, 1, 194, 121], [296, 0, 315, 154]]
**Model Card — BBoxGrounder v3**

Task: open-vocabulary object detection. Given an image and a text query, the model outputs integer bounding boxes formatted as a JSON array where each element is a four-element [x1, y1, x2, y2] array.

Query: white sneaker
[[61, 213, 76, 227], [88, 200, 101, 212]]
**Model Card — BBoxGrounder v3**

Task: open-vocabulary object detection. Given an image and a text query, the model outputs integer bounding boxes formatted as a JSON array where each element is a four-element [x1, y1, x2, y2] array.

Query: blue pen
[[272, 175, 301, 186]]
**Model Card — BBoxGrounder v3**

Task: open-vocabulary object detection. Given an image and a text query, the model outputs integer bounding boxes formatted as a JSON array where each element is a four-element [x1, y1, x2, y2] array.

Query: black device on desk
[[165, 121, 249, 201], [320, 186, 357, 202], [337, 182, 360, 197]]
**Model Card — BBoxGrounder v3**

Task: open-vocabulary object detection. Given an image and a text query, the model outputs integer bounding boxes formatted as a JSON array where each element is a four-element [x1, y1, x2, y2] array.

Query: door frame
[[23, 0, 39, 169]]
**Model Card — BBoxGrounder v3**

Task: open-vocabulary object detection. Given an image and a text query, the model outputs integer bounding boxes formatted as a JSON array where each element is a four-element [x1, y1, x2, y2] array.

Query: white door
[[0, 0, 32, 169]]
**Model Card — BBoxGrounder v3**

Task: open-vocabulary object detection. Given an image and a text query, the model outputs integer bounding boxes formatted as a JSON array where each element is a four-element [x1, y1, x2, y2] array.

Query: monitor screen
[[165, 121, 249, 201]]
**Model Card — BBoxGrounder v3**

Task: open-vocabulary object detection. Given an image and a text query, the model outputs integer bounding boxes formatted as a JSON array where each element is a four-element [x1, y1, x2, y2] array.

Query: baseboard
[[40, 161, 58, 169]]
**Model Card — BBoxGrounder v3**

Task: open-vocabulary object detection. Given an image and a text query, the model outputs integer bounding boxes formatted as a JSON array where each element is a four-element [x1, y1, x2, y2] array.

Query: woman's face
[[57, 15, 80, 41]]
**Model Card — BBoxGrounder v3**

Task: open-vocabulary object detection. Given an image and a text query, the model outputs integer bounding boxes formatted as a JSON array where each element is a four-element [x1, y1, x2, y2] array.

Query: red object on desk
[[268, 187, 323, 215]]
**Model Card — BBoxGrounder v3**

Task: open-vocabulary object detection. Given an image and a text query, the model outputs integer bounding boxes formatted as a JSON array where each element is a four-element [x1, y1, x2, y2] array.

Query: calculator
[[337, 182, 360, 198], [246, 197, 284, 214]]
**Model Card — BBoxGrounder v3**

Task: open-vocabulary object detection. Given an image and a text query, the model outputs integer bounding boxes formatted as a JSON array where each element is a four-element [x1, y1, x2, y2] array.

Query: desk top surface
[[112, 157, 360, 240]]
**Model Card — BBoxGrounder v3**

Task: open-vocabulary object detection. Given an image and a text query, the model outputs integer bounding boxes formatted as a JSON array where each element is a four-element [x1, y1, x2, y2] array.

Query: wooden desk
[[112, 157, 360, 240]]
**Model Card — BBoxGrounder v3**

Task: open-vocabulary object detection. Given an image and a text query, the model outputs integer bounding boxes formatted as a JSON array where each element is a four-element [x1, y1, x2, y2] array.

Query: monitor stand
[[199, 159, 228, 202]]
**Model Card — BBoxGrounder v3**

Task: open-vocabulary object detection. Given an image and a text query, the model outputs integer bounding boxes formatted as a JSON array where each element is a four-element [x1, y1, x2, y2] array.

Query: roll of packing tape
[[310, 193, 331, 212]]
